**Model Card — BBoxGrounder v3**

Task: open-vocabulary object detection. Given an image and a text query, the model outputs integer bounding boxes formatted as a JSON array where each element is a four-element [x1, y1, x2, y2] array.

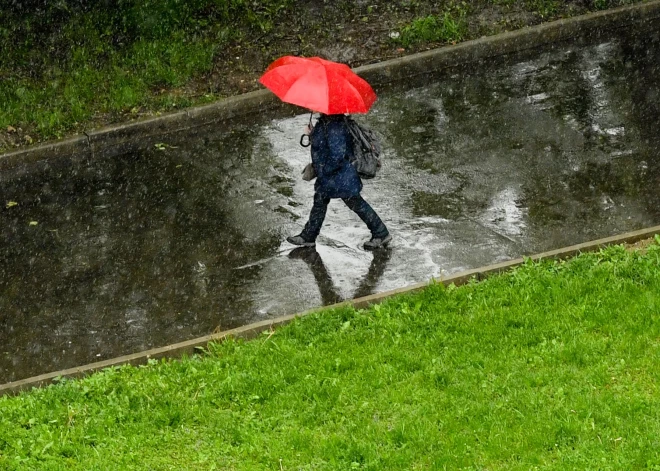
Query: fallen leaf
[[155, 143, 179, 151], [6, 126, 16, 133], [24, 135, 33, 144], [6, 201, 18, 208], [29, 221, 38, 226]]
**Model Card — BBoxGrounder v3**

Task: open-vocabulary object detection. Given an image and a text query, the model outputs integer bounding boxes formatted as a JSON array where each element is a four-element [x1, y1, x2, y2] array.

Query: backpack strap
[[344, 116, 372, 151]]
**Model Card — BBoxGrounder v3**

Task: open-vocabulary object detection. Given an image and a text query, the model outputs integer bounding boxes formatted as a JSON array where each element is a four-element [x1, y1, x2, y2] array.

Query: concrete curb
[[1, 0, 660, 164], [1, 225, 658, 397]]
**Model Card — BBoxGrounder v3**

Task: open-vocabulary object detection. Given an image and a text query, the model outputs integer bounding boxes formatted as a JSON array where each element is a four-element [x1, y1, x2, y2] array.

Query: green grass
[[0, 0, 293, 140], [1, 242, 660, 470], [397, 0, 639, 48], [0, 38, 216, 138], [399, 12, 467, 48]]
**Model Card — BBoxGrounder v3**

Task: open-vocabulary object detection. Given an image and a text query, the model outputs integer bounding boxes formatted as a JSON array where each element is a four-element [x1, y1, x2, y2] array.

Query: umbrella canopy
[[259, 56, 377, 114]]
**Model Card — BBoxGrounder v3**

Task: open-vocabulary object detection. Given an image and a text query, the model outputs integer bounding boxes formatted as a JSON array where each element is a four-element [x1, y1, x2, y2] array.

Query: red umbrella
[[259, 56, 377, 114]]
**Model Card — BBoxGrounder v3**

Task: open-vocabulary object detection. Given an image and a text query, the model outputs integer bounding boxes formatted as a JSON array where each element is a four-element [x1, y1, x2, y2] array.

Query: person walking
[[287, 113, 391, 250], [258, 56, 390, 249]]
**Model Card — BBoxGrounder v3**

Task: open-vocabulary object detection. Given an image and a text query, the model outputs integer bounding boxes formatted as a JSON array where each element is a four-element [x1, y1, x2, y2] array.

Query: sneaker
[[364, 234, 392, 251], [287, 234, 316, 247]]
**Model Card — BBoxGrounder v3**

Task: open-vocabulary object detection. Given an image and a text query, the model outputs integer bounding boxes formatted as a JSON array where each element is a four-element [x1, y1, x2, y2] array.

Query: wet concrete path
[[2, 30, 659, 383]]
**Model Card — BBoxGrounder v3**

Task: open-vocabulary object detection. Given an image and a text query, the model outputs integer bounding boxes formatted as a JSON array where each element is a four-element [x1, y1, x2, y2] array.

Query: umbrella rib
[[328, 70, 373, 114], [342, 78, 366, 113]]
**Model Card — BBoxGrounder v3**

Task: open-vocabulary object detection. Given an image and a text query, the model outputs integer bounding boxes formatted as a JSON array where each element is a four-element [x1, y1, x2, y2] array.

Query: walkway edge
[[2, 226, 659, 396], [1, 0, 660, 165]]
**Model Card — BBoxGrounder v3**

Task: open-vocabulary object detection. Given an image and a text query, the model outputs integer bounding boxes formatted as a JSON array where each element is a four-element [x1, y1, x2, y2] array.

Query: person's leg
[[293, 192, 331, 243], [343, 195, 389, 239]]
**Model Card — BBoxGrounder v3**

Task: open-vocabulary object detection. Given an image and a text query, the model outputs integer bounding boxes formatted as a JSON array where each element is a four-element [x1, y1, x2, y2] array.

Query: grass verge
[[0, 0, 643, 153], [1, 240, 660, 470]]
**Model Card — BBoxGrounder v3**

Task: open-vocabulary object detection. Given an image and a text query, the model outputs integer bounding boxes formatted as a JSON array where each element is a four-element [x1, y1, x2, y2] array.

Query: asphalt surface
[[1, 29, 659, 383]]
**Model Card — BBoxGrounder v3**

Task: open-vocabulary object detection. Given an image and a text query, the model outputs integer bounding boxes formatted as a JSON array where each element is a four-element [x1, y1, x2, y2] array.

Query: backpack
[[344, 117, 382, 179]]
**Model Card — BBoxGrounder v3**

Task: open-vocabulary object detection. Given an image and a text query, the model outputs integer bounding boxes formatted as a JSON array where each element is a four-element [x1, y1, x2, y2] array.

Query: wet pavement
[[2, 30, 660, 384]]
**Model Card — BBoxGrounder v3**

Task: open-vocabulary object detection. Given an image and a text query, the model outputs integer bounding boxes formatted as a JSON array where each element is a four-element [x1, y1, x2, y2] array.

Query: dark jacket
[[311, 114, 362, 199]]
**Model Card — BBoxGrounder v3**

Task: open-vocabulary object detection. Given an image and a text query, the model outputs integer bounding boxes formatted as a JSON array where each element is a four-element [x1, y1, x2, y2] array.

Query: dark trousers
[[301, 192, 389, 241]]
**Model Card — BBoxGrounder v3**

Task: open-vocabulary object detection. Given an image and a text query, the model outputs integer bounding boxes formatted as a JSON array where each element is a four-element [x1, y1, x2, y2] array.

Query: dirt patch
[[179, 0, 600, 100], [625, 237, 659, 254], [187, 1, 589, 99]]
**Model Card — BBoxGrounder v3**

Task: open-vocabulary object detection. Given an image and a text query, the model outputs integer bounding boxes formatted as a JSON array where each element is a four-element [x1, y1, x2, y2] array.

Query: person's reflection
[[288, 247, 392, 305]]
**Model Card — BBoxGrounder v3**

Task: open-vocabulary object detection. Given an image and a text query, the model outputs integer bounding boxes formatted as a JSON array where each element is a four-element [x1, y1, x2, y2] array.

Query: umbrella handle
[[300, 134, 311, 147]]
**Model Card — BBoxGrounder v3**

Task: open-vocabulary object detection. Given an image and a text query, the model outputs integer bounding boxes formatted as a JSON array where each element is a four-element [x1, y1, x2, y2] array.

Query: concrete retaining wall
[[1, 0, 660, 166], [1, 225, 658, 397]]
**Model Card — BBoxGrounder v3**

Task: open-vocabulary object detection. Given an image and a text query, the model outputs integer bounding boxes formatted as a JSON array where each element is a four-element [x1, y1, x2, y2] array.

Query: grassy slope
[[1, 241, 660, 470], [0, 0, 642, 152], [0, 0, 295, 147]]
